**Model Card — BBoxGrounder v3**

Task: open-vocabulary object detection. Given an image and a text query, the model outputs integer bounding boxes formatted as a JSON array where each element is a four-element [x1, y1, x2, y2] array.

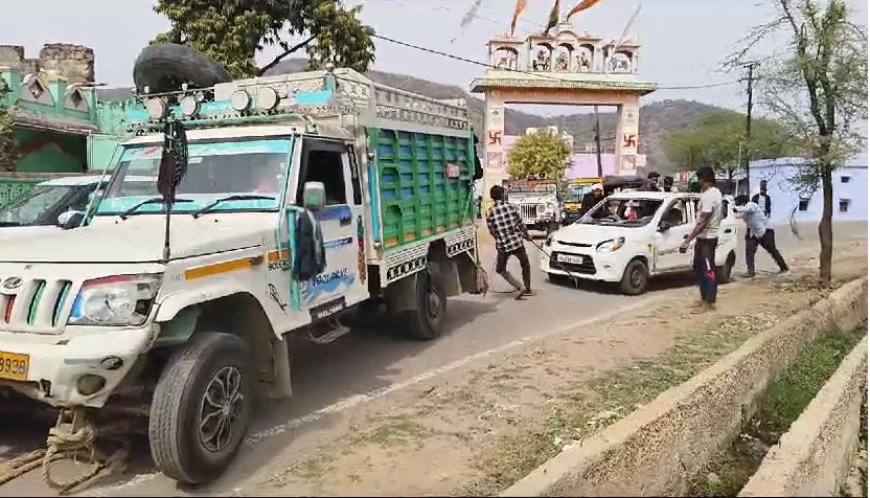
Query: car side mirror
[[658, 220, 671, 232], [302, 181, 326, 211], [58, 210, 85, 230]]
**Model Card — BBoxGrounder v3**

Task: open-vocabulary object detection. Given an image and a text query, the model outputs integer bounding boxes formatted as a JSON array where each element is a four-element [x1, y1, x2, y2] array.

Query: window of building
[[798, 198, 810, 211], [839, 199, 851, 213], [841, 176, 851, 183]]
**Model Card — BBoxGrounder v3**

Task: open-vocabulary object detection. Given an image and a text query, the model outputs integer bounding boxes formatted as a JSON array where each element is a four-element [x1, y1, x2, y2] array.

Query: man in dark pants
[[735, 195, 789, 276], [681, 166, 723, 311], [751, 180, 772, 218], [486, 185, 533, 300]]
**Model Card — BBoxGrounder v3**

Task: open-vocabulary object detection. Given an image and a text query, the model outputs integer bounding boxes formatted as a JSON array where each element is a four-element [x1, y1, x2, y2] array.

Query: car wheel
[[620, 259, 649, 295], [149, 332, 252, 485]]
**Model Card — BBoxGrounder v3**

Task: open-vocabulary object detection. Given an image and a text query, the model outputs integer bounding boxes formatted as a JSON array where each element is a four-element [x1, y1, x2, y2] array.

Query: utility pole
[[593, 105, 603, 178], [742, 62, 759, 195]]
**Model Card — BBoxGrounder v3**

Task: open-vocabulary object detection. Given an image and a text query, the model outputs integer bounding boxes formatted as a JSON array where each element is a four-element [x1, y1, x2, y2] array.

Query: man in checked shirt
[[486, 185, 533, 300]]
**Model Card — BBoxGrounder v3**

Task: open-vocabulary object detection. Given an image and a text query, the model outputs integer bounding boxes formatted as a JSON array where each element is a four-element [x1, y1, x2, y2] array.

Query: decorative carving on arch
[[531, 43, 553, 71], [575, 43, 595, 72], [554, 43, 573, 72], [610, 50, 633, 73], [20, 74, 54, 106], [492, 47, 519, 70], [64, 87, 90, 112]]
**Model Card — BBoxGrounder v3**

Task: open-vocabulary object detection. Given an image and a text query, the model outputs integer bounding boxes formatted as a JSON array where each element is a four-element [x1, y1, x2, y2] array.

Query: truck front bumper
[[0, 324, 157, 408]]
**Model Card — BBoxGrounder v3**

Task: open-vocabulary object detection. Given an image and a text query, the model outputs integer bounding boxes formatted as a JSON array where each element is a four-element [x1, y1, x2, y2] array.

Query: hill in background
[[100, 59, 741, 171]]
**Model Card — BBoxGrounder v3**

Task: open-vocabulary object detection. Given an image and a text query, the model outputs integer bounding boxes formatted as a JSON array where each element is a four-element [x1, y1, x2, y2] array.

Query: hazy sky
[[4, 0, 867, 160]]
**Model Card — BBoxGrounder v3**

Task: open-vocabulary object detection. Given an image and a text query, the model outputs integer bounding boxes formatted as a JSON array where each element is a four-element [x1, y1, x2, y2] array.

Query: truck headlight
[[69, 274, 162, 326], [596, 237, 625, 253]]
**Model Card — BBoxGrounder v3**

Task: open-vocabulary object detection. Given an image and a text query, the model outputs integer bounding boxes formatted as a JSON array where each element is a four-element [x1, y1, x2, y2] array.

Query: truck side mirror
[[58, 210, 85, 230], [302, 182, 326, 211]]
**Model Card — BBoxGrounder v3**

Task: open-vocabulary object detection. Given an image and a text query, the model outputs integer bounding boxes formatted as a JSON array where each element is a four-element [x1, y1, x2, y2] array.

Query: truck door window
[[300, 148, 347, 206]]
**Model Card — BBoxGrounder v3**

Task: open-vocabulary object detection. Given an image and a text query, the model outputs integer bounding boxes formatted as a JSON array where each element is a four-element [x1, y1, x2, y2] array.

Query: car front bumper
[[540, 244, 624, 282], [0, 323, 157, 408]]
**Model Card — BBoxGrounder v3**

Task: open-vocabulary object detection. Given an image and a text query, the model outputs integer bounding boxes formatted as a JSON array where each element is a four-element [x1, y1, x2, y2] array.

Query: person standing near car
[[735, 194, 788, 277], [680, 166, 723, 311], [486, 185, 533, 300], [580, 184, 604, 217], [751, 179, 772, 218]]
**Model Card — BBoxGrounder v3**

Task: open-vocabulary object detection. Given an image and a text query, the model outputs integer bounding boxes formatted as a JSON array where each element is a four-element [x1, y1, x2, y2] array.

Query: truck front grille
[[520, 204, 543, 223], [0, 278, 76, 334]]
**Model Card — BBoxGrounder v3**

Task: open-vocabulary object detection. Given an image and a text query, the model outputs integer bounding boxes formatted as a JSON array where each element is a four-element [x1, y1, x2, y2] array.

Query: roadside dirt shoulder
[[248, 239, 868, 497]]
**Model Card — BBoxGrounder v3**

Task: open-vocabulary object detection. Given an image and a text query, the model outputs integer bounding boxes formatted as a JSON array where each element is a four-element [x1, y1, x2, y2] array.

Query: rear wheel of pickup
[[619, 259, 649, 295], [149, 332, 252, 485], [404, 265, 447, 340]]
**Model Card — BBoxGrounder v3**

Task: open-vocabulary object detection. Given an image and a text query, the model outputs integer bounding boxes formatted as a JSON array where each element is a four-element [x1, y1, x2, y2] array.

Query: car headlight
[[596, 237, 626, 253], [69, 274, 162, 326]]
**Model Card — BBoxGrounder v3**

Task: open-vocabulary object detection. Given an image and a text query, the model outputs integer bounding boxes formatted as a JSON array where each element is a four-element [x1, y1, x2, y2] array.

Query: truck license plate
[[0, 351, 29, 381], [557, 253, 585, 265]]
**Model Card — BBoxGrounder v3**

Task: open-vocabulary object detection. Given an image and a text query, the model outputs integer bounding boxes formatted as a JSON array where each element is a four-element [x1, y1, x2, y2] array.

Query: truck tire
[[403, 266, 447, 340], [619, 259, 649, 295], [149, 332, 252, 485], [134, 43, 232, 94]]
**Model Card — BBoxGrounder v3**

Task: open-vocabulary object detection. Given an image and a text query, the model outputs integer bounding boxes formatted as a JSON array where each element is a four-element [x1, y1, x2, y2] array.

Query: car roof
[[608, 191, 695, 201], [38, 175, 155, 187]]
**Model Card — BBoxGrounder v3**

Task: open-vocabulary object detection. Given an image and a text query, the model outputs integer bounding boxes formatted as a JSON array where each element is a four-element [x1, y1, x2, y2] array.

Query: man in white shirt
[[735, 195, 789, 277], [681, 167, 722, 311]]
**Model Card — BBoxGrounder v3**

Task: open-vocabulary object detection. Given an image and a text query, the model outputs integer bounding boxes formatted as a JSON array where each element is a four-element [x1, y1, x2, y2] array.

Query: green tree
[[665, 110, 797, 179], [730, 0, 867, 285], [0, 79, 18, 171], [507, 131, 573, 182], [153, 0, 376, 78]]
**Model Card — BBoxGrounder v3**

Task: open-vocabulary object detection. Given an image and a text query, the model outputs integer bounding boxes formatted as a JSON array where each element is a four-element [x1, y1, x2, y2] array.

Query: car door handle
[[724, 228, 733, 234], [339, 216, 352, 226], [682, 235, 689, 240]]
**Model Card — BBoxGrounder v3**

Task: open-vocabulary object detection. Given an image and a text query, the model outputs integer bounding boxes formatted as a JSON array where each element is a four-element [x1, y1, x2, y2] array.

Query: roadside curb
[[501, 277, 869, 497], [739, 335, 868, 497]]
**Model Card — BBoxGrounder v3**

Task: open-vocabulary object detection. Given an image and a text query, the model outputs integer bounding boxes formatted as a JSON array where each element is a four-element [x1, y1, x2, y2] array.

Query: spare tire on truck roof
[[133, 43, 232, 94]]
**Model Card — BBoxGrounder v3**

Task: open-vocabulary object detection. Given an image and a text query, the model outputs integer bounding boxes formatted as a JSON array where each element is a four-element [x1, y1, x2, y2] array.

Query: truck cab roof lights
[[230, 90, 252, 112], [179, 94, 200, 117], [256, 87, 280, 111], [145, 98, 168, 120]]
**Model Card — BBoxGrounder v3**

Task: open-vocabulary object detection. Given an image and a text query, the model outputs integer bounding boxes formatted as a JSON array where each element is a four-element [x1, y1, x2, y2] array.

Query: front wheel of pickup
[[149, 332, 252, 485]]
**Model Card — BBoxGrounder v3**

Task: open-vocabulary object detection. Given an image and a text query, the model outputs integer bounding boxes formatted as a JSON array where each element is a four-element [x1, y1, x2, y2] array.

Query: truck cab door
[[654, 197, 694, 272], [295, 139, 368, 320]]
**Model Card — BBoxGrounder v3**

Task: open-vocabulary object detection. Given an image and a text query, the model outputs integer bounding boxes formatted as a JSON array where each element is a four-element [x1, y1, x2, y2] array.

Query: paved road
[[1, 221, 865, 497]]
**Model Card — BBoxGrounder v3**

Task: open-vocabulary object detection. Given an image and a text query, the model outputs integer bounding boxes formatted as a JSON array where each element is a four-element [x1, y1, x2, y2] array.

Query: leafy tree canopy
[[507, 131, 573, 182], [153, 0, 376, 78], [665, 110, 798, 175]]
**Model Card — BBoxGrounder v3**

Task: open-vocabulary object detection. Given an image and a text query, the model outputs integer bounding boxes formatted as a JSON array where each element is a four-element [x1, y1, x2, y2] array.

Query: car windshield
[[0, 184, 78, 226], [581, 197, 663, 227], [97, 138, 292, 216]]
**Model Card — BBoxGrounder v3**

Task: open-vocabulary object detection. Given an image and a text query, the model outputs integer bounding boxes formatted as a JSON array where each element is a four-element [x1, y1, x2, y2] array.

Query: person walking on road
[[681, 166, 723, 311], [486, 185, 533, 300], [751, 180, 772, 218], [735, 194, 789, 277]]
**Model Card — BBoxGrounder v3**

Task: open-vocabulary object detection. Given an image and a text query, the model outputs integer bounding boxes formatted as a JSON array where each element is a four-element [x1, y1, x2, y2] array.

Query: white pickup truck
[[542, 191, 739, 294], [0, 64, 482, 486]]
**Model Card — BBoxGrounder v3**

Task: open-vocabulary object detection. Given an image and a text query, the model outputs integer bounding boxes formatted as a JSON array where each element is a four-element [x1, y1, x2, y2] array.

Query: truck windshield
[[97, 138, 292, 216], [566, 185, 594, 203], [0, 185, 79, 226], [581, 198, 663, 227]]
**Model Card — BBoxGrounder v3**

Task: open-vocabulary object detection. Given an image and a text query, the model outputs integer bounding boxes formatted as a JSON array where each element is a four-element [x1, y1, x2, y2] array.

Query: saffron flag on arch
[[510, 0, 529, 37], [566, 0, 603, 20]]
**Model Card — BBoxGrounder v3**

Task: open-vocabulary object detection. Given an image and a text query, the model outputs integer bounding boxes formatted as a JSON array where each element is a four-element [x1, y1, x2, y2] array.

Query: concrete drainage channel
[[502, 277, 868, 497]]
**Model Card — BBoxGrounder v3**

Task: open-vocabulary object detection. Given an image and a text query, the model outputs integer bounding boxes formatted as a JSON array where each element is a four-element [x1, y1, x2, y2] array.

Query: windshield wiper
[[119, 196, 193, 220], [192, 195, 276, 219]]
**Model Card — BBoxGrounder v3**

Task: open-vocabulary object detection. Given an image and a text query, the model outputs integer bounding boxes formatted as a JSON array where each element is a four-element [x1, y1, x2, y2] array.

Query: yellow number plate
[[0, 351, 29, 381]]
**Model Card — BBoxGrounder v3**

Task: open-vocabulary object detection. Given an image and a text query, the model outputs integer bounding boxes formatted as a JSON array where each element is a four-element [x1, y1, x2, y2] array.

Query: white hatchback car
[[541, 191, 739, 295]]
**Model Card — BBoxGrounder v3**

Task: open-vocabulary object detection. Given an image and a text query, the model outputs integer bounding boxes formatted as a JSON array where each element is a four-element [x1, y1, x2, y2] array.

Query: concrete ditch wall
[[739, 336, 868, 497], [501, 277, 868, 497]]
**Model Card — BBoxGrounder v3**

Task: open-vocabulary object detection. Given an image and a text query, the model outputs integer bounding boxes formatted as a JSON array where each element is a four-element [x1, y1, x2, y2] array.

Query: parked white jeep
[[541, 191, 739, 294]]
